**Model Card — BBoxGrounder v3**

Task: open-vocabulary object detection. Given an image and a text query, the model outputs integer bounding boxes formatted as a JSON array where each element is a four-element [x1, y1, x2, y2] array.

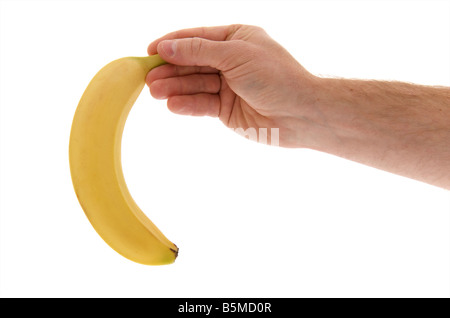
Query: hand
[[146, 24, 316, 147]]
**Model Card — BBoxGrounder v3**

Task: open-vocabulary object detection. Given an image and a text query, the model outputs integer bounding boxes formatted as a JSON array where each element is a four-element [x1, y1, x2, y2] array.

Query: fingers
[[147, 25, 234, 55], [146, 64, 218, 84], [146, 63, 221, 98], [167, 94, 221, 117], [149, 74, 221, 99], [146, 63, 222, 117]]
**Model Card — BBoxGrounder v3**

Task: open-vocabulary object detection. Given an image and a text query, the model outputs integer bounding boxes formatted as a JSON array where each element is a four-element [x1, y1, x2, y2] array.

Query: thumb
[[157, 37, 239, 70]]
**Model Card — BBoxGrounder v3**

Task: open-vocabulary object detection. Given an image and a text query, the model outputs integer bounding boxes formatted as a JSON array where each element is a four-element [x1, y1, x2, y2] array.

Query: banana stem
[[139, 54, 167, 71]]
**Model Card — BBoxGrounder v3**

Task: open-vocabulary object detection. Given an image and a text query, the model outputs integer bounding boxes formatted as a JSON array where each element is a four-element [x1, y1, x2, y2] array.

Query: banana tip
[[170, 245, 179, 260]]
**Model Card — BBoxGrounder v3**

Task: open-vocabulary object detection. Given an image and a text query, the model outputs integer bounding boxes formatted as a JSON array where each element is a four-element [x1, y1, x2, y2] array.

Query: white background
[[1, 0, 449, 297]]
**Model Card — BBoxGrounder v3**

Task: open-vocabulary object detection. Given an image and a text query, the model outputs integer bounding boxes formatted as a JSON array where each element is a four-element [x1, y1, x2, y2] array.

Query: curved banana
[[69, 54, 178, 265]]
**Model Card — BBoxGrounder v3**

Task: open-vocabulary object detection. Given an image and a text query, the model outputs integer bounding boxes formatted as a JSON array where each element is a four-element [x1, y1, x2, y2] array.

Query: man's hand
[[146, 24, 450, 190], [146, 24, 316, 147]]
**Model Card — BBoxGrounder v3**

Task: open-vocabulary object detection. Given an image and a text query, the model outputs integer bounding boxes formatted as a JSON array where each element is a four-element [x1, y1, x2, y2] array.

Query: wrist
[[277, 75, 341, 149]]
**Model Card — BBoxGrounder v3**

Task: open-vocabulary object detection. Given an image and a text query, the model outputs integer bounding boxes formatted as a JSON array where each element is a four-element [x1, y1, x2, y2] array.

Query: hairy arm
[[302, 77, 450, 189]]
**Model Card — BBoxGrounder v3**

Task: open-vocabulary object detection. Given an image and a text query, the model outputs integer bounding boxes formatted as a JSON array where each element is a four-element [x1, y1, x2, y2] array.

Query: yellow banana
[[69, 54, 178, 265]]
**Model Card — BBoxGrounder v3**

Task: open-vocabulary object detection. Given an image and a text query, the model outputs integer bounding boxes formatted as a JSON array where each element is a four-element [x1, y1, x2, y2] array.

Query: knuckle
[[189, 37, 204, 57], [252, 25, 266, 33]]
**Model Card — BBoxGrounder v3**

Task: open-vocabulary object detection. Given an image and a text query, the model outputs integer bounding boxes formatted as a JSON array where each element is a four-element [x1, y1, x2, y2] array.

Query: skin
[[146, 24, 450, 190]]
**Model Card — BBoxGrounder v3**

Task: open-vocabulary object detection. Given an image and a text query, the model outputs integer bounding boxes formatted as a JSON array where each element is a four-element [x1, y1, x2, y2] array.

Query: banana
[[69, 54, 178, 265]]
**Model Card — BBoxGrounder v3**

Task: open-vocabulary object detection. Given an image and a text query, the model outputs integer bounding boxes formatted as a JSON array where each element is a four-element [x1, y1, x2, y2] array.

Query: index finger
[[147, 25, 237, 55]]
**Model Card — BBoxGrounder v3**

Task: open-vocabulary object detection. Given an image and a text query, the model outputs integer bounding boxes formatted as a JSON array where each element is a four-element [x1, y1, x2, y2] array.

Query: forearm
[[301, 77, 450, 189]]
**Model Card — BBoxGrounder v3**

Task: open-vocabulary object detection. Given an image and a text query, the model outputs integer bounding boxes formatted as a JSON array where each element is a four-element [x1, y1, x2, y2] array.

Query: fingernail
[[159, 40, 176, 57]]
